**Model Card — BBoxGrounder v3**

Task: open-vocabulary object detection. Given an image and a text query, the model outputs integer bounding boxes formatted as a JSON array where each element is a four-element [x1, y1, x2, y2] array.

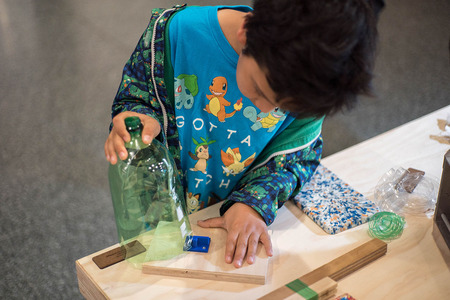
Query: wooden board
[[259, 239, 387, 299], [141, 227, 270, 285]]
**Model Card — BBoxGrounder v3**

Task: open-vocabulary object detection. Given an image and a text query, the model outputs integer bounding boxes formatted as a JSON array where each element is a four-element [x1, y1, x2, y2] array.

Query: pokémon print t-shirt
[[169, 6, 294, 214]]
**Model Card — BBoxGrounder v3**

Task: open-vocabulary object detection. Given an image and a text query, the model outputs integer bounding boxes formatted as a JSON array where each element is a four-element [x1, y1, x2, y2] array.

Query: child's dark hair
[[243, 0, 385, 118]]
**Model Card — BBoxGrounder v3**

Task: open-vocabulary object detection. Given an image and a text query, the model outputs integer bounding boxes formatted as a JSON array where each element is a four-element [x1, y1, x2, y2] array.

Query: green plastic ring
[[368, 211, 406, 241]]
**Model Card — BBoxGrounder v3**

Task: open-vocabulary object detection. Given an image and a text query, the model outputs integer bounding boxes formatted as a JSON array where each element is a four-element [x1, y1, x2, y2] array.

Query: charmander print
[[205, 76, 243, 122]]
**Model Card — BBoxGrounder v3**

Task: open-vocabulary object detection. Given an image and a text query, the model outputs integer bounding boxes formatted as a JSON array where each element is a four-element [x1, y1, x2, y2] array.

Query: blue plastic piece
[[183, 235, 211, 253]]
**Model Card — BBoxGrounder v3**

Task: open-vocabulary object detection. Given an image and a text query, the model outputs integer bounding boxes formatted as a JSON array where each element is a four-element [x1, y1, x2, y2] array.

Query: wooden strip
[[330, 247, 386, 279], [258, 239, 387, 299], [142, 265, 266, 285], [330, 248, 387, 281], [300, 239, 387, 285]]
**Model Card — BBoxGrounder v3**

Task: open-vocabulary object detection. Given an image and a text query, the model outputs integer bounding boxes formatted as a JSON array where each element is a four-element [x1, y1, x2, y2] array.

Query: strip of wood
[[330, 248, 387, 281], [142, 265, 266, 285]]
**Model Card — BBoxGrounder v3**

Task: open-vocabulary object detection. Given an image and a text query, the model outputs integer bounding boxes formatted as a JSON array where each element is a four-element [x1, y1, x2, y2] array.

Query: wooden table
[[76, 105, 450, 299]]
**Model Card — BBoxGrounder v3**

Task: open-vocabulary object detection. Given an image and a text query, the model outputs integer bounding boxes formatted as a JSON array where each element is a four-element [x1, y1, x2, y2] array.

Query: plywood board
[[142, 227, 270, 285]]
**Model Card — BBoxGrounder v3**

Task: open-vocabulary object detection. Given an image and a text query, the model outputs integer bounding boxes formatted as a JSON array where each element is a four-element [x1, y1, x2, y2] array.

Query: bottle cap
[[125, 116, 142, 132]]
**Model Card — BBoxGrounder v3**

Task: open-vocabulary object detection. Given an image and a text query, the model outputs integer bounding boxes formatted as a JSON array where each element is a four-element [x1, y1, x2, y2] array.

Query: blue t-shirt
[[169, 6, 294, 214]]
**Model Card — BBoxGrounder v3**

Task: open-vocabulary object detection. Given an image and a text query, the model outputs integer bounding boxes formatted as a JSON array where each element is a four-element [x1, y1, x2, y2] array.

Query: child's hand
[[197, 203, 273, 268], [104, 112, 161, 165]]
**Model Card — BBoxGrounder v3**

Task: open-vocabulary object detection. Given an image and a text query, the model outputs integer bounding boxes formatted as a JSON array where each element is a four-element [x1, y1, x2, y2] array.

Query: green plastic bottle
[[108, 116, 192, 264]]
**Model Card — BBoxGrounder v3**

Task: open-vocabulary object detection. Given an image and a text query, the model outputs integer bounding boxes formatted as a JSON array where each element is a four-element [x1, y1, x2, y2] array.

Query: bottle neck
[[129, 129, 141, 139], [126, 128, 148, 150]]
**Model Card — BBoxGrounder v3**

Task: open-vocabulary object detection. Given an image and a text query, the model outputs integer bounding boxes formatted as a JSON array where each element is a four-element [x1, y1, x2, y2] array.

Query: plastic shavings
[[374, 167, 438, 217]]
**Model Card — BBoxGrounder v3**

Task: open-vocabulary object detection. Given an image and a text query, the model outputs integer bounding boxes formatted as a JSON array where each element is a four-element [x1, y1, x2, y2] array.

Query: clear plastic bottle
[[108, 116, 191, 263]]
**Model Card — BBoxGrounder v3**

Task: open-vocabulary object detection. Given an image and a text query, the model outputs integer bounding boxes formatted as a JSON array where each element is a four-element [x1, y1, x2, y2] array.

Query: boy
[[104, 0, 383, 268]]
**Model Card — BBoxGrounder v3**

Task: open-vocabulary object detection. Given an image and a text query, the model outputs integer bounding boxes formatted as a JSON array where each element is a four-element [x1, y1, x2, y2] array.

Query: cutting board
[[142, 216, 270, 285]]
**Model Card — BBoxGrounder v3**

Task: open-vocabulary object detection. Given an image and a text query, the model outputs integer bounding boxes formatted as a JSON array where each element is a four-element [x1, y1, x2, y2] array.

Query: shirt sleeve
[[219, 135, 323, 225], [110, 10, 169, 131]]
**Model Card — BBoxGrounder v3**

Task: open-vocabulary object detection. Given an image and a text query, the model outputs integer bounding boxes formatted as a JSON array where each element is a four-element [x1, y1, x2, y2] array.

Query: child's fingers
[[232, 232, 253, 268], [104, 134, 117, 164], [112, 116, 131, 143], [259, 231, 273, 257], [198, 217, 239, 265], [113, 134, 128, 161], [104, 138, 115, 164], [245, 233, 260, 264], [141, 116, 161, 144], [197, 217, 225, 229], [225, 231, 239, 266], [104, 140, 112, 163], [104, 133, 127, 164]]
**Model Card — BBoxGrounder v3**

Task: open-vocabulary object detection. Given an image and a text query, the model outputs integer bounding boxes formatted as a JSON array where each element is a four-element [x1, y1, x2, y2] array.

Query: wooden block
[[311, 277, 338, 299], [259, 239, 387, 299], [141, 228, 270, 285]]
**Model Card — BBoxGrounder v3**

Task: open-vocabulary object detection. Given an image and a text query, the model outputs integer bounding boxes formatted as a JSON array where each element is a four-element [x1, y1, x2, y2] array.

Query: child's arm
[[200, 136, 322, 267], [105, 16, 168, 164], [224, 136, 323, 224]]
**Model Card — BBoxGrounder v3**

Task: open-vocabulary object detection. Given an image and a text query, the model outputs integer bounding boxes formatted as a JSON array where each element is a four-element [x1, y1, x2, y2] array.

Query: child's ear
[[236, 15, 249, 50]]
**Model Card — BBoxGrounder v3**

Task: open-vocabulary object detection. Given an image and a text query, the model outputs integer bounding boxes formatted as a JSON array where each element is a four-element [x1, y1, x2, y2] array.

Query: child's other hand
[[104, 112, 161, 165], [197, 203, 273, 268]]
